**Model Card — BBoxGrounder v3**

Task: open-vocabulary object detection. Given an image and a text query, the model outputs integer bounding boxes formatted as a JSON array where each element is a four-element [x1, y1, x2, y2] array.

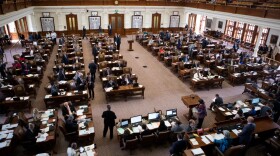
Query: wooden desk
[[181, 94, 200, 120], [243, 83, 273, 101], [228, 72, 258, 86], [104, 85, 145, 103], [191, 76, 224, 91], [0, 96, 31, 110], [44, 90, 88, 108]]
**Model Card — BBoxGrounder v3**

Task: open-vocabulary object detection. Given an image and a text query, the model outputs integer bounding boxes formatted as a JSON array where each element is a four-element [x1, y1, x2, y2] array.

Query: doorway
[[66, 13, 78, 34], [109, 13, 125, 35], [152, 13, 161, 33]]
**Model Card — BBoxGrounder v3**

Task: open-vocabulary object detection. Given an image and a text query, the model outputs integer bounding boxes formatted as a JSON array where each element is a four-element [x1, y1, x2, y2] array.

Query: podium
[[127, 40, 134, 51]]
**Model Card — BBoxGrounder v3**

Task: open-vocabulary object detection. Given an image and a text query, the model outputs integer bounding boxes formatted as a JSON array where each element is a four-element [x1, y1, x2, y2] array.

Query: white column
[[195, 14, 201, 34], [253, 26, 264, 57]]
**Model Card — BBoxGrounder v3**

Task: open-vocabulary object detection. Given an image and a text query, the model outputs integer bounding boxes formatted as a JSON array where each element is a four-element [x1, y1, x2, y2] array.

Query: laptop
[[120, 120, 129, 128], [251, 98, 260, 105]]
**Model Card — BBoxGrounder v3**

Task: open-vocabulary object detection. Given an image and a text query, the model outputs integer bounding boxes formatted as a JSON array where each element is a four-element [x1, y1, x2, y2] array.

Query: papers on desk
[[36, 133, 48, 142], [45, 95, 52, 99], [41, 127, 50, 133], [79, 123, 85, 128], [29, 84, 35, 88], [77, 109, 84, 116], [67, 92, 72, 96], [225, 112, 232, 116], [105, 87, 113, 92], [26, 74, 33, 77], [139, 85, 143, 88], [5, 97, 12, 101], [23, 96, 29, 100], [164, 120, 171, 127], [102, 77, 107, 81], [147, 124, 154, 130], [0, 140, 8, 149], [132, 126, 141, 133], [218, 107, 225, 111], [6, 133, 13, 139], [190, 138, 199, 145], [58, 81, 67, 84], [232, 110, 238, 115], [232, 129, 242, 136], [88, 127, 95, 134], [1, 124, 11, 131], [151, 122, 160, 129], [117, 128, 125, 135], [191, 148, 205, 155], [201, 135, 211, 144], [79, 127, 95, 136], [0, 133, 7, 140], [213, 133, 225, 140], [205, 134, 214, 142], [41, 117, 49, 121], [83, 90, 87, 94], [242, 108, 251, 113], [255, 106, 261, 111]]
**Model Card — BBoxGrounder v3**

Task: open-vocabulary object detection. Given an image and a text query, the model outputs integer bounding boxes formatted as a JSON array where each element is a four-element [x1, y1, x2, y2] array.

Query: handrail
[[265, 57, 280, 65]]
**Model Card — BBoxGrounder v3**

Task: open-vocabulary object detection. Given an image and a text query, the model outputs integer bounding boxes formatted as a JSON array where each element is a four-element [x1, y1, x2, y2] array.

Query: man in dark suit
[[238, 116, 256, 145], [108, 24, 112, 36], [62, 52, 69, 65], [169, 133, 187, 155], [141, 124, 152, 137], [102, 67, 112, 77], [106, 79, 118, 88], [92, 44, 98, 63], [58, 66, 66, 81], [86, 72, 94, 100], [88, 60, 97, 80], [65, 115, 78, 133], [102, 105, 117, 139], [209, 94, 224, 110], [116, 34, 121, 50], [82, 26, 86, 39]]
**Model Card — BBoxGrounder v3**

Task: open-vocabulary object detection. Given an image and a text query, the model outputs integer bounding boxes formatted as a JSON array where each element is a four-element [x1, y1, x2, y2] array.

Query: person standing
[[19, 33, 25, 47], [102, 105, 117, 139], [116, 34, 121, 50], [51, 31, 57, 44], [88, 60, 97, 80], [238, 116, 256, 145], [196, 99, 207, 129], [108, 24, 112, 36], [82, 26, 86, 39], [92, 44, 98, 63], [86, 72, 94, 100], [0, 62, 7, 78]]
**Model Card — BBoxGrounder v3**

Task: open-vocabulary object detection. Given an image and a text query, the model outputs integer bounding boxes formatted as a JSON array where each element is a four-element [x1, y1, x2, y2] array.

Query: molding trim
[[0, 7, 35, 27]]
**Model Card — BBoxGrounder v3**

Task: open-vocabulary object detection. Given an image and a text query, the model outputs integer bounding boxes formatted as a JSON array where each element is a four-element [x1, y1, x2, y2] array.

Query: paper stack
[[191, 148, 205, 155], [190, 138, 199, 145]]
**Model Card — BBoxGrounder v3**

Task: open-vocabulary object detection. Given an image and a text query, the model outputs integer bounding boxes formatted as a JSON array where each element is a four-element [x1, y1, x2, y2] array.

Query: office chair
[[140, 133, 156, 148], [124, 137, 139, 155], [214, 145, 245, 156], [156, 130, 171, 144], [58, 118, 78, 142]]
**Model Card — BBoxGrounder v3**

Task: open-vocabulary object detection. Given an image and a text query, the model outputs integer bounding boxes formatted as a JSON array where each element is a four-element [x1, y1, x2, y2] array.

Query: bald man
[[238, 116, 256, 145], [102, 105, 117, 139]]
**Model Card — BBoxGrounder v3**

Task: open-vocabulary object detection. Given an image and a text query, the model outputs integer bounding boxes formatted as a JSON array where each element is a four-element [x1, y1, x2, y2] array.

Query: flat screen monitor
[[166, 109, 177, 117], [148, 113, 160, 120], [130, 115, 142, 125], [121, 120, 128, 127], [252, 98, 260, 105]]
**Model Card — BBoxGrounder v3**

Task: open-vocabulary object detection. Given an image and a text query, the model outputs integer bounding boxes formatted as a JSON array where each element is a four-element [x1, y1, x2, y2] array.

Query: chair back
[[178, 62, 185, 70], [157, 130, 171, 143], [125, 137, 138, 150], [239, 64, 247, 72], [224, 145, 245, 156], [107, 75, 118, 82], [13, 85, 26, 96], [99, 61, 108, 70], [141, 134, 156, 146], [113, 54, 119, 61], [58, 118, 67, 136], [98, 53, 105, 62], [172, 56, 179, 63], [123, 67, 132, 75]]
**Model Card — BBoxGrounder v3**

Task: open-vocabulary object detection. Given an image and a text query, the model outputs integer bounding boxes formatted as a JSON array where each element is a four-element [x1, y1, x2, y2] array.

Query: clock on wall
[[115, 0, 118, 5]]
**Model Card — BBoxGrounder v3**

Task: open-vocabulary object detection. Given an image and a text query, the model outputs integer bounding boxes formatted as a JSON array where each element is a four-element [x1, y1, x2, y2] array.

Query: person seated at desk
[[21, 61, 31, 75], [202, 68, 210, 77], [121, 74, 133, 86], [62, 101, 76, 120], [238, 116, 256, 145], [182, 53, 189, 63], [185, 119, 196, 132], [169, 133, 187, 156], [193, 70, 203, 79], [23, 123, 40, 144], [57, 66, 66, 81], [159, 47, 165, 54], [67, 142, 77, 156], [247, 105, 256, 117], [147, 37, 154, 46], [65, 115, 78, 133], [72, 56, 80, 64], [214, 130, 232, 153], [260, 102, 273, 117], [105, 78, 118, 88], [62, 52, 69, 65], [50, 81, 59, 96], [121, 129, 135, 150], [102, 67, 112, 77], [233, 108, 244, 119], [141, 124, 152, 137], [209, 94, 224, 111], [116, 60, 125, 68], [13, 60, 22, 71], [75, 73, 85, 91], [157, 120, 167, 132], [171, 121, 184, 133]]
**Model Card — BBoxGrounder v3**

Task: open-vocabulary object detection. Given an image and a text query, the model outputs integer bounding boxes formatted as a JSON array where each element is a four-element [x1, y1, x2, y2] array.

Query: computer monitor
[[148, 113, 160, 120], [166, 109, 177, 117], [121, 120, 128, 127], [130, 115, 142, 125], [252, 98, 260, 105]]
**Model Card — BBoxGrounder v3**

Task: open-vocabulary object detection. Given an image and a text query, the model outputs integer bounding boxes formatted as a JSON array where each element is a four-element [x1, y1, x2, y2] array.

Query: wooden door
[[152, 13, 161, 33], [188, 13, 197, 31], [66, 14, 78, 34], [109, 13, 124, 35], [15, 17, 29, 39]]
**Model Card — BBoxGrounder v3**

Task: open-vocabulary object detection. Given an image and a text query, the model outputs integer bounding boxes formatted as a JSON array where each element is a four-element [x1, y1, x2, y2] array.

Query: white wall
[[267, 28, 280, 49]]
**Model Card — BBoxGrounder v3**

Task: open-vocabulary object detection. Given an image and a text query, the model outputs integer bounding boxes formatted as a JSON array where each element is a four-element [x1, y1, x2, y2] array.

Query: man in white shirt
[[67, 142, 77, 156], [51, 31, 57, 45]]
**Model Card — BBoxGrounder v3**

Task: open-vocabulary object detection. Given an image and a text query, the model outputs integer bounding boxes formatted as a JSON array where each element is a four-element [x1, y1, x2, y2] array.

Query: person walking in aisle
[[102, 105, 117, 139], [196, 99, 207, 129]]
